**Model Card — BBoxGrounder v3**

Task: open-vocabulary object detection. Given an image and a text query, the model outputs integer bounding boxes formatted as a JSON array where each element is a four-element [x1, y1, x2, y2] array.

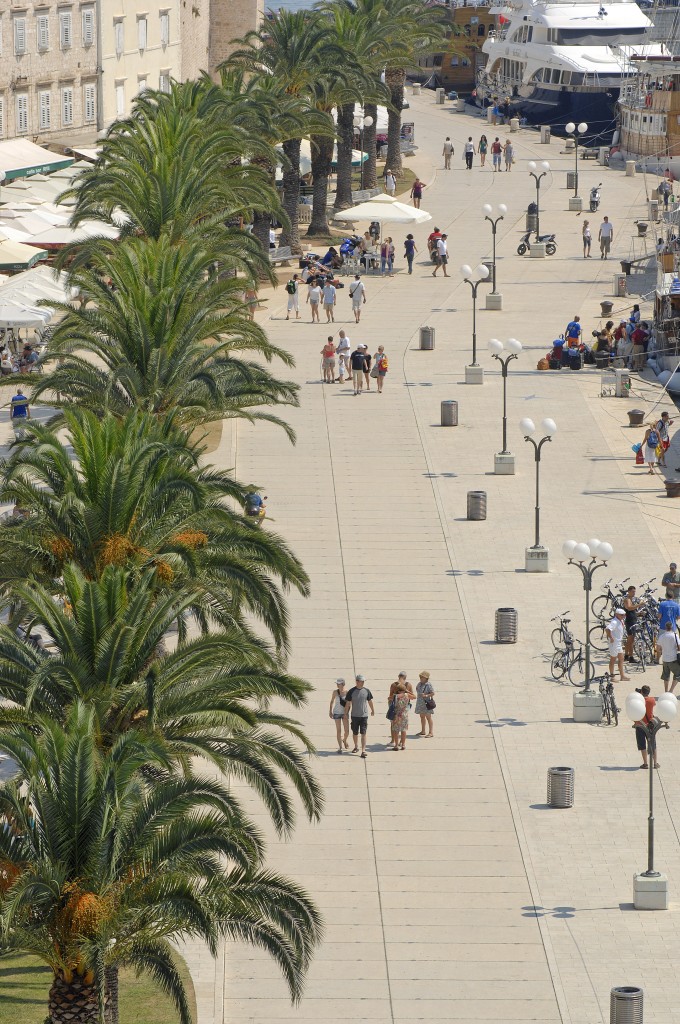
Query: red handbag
[[636, 448, 645, 465]]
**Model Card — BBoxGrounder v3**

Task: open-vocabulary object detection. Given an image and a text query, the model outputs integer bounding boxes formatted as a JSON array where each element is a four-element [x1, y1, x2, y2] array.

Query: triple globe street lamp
[[488, 337, 521, 475], [520, 417, 557, 572], [482, 203, 507, 310], [562, 538, 613, 715], [460, 262, 489, 384], [353, 113, 374, 191]]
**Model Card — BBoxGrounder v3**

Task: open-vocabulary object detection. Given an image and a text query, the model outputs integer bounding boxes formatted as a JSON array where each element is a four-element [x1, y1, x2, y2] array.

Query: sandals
[[640, 764, 648, 769]]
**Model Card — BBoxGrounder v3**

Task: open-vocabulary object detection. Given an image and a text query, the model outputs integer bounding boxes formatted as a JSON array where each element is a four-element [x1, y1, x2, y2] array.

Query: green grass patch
[[0, 954, 197, 1024]]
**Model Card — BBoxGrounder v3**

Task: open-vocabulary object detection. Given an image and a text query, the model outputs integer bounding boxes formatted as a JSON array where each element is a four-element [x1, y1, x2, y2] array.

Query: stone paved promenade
[[182, 95, 680, 1024]]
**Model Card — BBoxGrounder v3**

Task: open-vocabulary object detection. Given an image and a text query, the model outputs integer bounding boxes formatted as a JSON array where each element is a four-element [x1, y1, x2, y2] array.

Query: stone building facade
[[181, 0, 264, 82], [0, 1, 99, 144]]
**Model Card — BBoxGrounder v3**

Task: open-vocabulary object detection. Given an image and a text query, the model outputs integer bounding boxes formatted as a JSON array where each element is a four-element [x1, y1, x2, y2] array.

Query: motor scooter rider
[[245, 488, 266, 518]]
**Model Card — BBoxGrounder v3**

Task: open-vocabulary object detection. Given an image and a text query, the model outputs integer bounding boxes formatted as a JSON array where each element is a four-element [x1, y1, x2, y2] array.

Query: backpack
[[285, 280, 296, 295], [649, 430, 659, 447]]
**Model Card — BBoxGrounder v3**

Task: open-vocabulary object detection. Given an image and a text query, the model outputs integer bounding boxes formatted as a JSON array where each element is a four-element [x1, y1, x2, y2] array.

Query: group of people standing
[[319, 332, 389, 393], [329, 672, 436, 756]]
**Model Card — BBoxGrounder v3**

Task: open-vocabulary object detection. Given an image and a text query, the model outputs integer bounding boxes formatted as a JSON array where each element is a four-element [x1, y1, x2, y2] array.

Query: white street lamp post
[[520, 417, 557, 572], [565, 121, 588, 199], [460, 262, 490, 384], [353, 113, 374, 191], [482, 203, 507, 310], [527, 161, 550, 243], [563, 538, 613, 720], [625, 690, 677, 909], [488, 338, 522, 474]]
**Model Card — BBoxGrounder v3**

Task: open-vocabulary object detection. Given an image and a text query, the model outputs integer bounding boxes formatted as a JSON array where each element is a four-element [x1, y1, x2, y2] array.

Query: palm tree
[[0, 564, 322, 833], [33, 236, 299, 431], [230, 10, 346, 253], [0, 705, 322, 1024], [0, 409, 309, 651]]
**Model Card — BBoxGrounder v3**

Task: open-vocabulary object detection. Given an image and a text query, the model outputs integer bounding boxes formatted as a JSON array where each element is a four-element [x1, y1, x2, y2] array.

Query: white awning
[[70, 147, 101, 163], [0, 140, 73, 181]]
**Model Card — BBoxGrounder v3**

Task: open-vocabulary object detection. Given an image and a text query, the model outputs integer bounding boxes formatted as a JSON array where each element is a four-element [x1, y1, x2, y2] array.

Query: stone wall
[[208, 0, 264, 74]]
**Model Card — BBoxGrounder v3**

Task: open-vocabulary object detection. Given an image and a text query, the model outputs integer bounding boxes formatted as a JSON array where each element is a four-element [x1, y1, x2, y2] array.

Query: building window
[[14, 17, 27, 55], [478, 24, 485, 36], [138, 77, 148, 95], [159, 71, 170, 94], [0, 97, 4, 138], [114, 19, 124, 57], [39, 90, 51, 130], [82, 7, 94, 46], [61, 86, 73, 126], [450, 56, 459, 67], [160, 10, 169, 47], [433, 55, 442, 67], [60, 12, 72, 49], [37, 14, 49, 51], [84, 82, 96, 123], [115, 81, 125, 117], [137, 16, 147, 51], [16, 94, 28, 135]]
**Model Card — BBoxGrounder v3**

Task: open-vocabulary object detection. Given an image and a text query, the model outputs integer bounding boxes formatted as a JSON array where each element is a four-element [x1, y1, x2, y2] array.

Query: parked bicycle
[[594, 672, 619, 726], [591, 578, 630, 621], [550, 611, 573, 650]]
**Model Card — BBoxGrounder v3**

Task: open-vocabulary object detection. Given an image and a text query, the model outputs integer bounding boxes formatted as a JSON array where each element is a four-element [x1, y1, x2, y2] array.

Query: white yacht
[[475, 0, 669, 139]]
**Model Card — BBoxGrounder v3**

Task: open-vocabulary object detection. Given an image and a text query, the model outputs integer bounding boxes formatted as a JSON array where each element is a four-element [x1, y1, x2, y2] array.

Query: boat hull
[[476, 84, 618, 141]]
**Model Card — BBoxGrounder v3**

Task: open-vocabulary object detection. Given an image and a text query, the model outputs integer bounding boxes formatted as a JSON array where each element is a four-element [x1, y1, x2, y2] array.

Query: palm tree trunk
[[48, 972, 101, 1024], [363, 102, 378, 189], [385, 68, 405, 175], [279, 138, 302, 254], [334, 103, 355, 211], [307, 134, 334, 237], [105, 966, 119, 1024]]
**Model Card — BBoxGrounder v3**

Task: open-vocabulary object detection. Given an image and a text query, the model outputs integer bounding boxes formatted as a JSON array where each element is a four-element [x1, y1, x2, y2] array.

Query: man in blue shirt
[[245, 490, 264, 518], [9, 388, 30, 437], [565, 315, 582, 347], [658, 597, 680, 632]]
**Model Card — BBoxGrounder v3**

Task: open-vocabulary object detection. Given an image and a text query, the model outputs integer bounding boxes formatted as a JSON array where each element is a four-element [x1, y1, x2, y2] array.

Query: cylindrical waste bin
[[649, 199, 659, 221], [567, 170, 577, 190], [510, 117, 519, 132], [480, 259, 493, 279], [419, 326, 435, 350], [610, 986, 643, 1024], [613, 273, 627, 297], [540, 125, 551, 144], [441, 400, 458, 426], [456, 98, 465, 113], [526, 213, 537, 232], [436, 87, 445, 105], [628, 409, 645, 427], [467, 491, 487, 521], [494, 607, 517, 643], [547, 767, 574, 808], [412, 82, 421, 96], [626, 160, 636, 177]]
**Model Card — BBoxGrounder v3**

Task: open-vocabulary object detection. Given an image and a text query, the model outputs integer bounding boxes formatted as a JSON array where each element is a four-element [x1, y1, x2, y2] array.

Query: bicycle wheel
[[551, 649, 567, 680], [568, 650, 596, 686], [610, 688, 619, 726], [589, 623, 609, 652], [602, 688, 611, 725], [633, 637, 647, 672], [551, 627, 563, 650], [591, 595, 610, 620]]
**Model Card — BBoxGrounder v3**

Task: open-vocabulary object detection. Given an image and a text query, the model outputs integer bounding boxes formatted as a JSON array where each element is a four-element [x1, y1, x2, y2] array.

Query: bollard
[[610, 987, 643, 1024], [495, 607, 517, 643], [419, 326, 435, 350], [440, 400, 458, 426], [540, 126, 551, 144], [467, 491, 487, 521], [547, 767, 574, 808], [613, 274, 627, 297], [628, 409, 645, 427], [626, 160, 636, 177]]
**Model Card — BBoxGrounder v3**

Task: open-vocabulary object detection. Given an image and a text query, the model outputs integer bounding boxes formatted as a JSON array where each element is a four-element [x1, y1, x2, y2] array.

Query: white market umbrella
[[274, 140, 366, 181], [333, 192, 432, 226], [0, 304, 50, 327]]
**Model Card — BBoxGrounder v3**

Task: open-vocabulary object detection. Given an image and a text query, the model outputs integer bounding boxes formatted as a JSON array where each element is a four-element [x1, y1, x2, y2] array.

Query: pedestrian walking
[[633, 685, 659, 769], [244, 286, 258, 321], [322, 280, 336, 323], [350, 345, 368, 394], [344, 674, 375, 757], [643, 423, 660, 474], [386, 237, 395, 276], [415, 671, 435, 737], [329, 678, 350, 752], [285, 274, 300, 320], [503, 138, 514, 171], [349, 275, 366, 323], [336, 329, 351, 381], [606, 608, 630, 682], [373, 345, 388, 393], [307, 280, 322, 323], [598, 215, 614, 259], [432, 234, 449, 277], [442, 137, 454, 170], [404, 233, 417, 274], [582, 220, 592, 258], [491, 137, 502, 172], [321, 337, 336, 384], [464, 137, 475, 170], [380, 238, 390, 276], [655, 410, 672, 466], [384, 169, 396, 196], [662, 561, 680, 600], [410, 178, 424, 209], [478, 134, 488, 167], [362, 346, 373, 391], [9, 388, 31, 438], [390, 684, 411, 750], [657, 623, 680, 692]]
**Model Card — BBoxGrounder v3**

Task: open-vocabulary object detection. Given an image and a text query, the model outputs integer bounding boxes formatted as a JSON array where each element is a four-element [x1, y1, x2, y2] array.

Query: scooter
[[245, 495, 268, 525], [590, 183, 602, 213], [517, 231, 557, 256], [339, 236, 361, 257]]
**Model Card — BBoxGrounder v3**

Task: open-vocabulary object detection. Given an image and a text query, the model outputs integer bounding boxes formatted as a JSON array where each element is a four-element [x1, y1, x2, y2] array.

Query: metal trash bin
[[628, 409, 645, 427], [419, 326, 435, 350], [540, 125, 551, 144], [526, 213, 537, 233], [613, 273, 627, 297], [494, 607, 517, 643], [436, 87, 445, 105], [567, 170, 577, 190], [547, 767, 574, 808], [441, 400, 458, 426], [610, 986, 643, 1024], [467, 491, 487, 521]]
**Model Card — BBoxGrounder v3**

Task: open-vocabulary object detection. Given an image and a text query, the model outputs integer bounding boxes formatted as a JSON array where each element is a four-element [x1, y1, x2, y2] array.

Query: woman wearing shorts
[[633, 685, 658, 769], [320, 337, 336, 384], [373, 345, 388, 394], [478, 135, 488, 167], [415, 671, 436, 737], [329, 679, 349, 753], [582, 220, 592, 259]]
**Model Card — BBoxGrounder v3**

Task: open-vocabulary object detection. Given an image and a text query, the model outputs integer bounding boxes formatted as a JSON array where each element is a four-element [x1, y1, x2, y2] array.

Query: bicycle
[[567, 645, 596, 686], [591, 578, 630, 621], [550, 611, 573, 651], [594, 672, 619, 726]]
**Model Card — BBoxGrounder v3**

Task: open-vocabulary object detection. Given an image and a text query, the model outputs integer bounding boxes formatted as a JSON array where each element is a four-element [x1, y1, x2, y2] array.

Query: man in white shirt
[[442, 137, 454, 170], [599, 216, 614, 260], [658, 622, 680, 692], [384, 170, 396, 196], [269, 227, 276, 249], [349, 275, 366, 323], [606, 608, 629, 682], [322, 281, 336, 323], [336, 330, 351, 381], [432, 234, 449, 278]]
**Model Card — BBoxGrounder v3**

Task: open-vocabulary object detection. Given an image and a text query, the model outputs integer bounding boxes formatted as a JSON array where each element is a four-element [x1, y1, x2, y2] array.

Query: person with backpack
[[491, 137, 502, 172], [285, 274, 299, 320], [643, 422, 661, 474], [373, 345, 389, 393]]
